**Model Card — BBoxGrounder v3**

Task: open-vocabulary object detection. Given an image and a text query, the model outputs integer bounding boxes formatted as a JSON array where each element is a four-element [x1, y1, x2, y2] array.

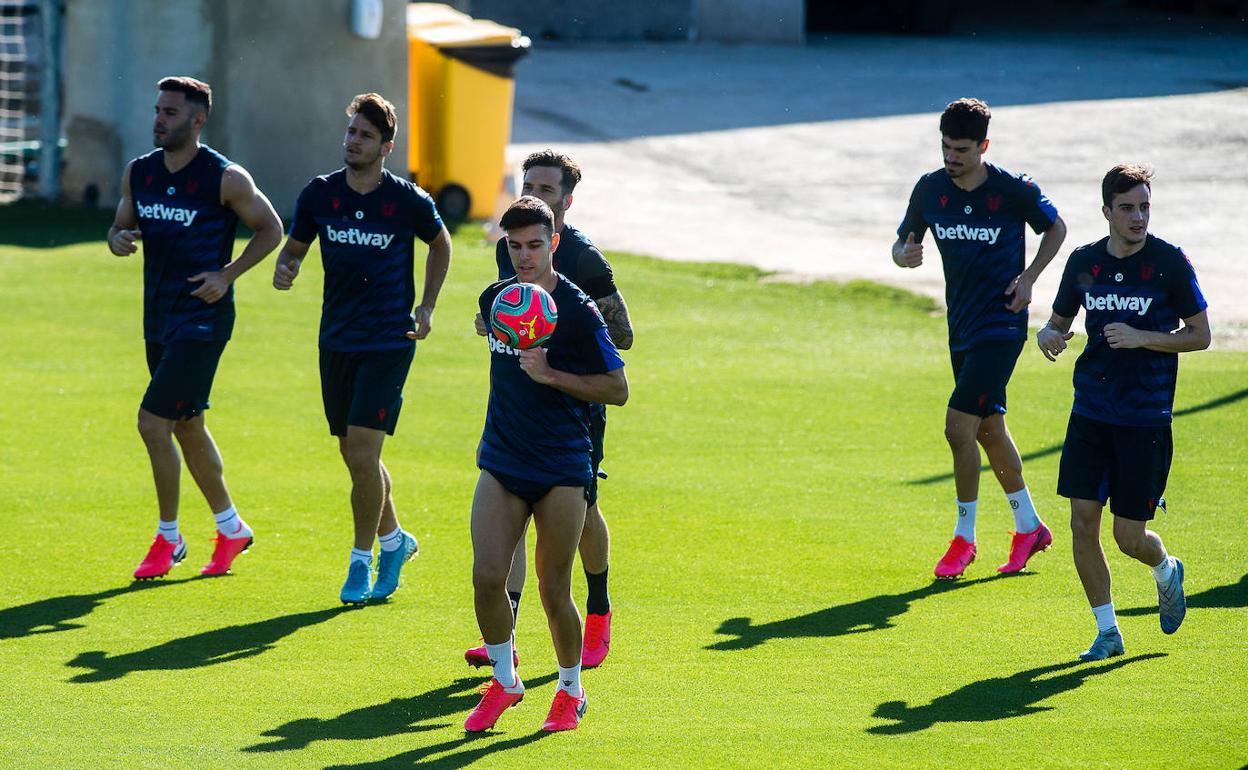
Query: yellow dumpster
[[407, 4, 530, 221]]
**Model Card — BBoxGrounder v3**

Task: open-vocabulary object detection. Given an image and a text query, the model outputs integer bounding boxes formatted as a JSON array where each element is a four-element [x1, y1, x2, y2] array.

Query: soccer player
[[893, 97, 1067, 579], [1038, 164, 1208, 660], [108, 76, 282, 580], [465, 150, 634, 670], [271, 93, 451, 604], [465, 196, 627, 732]]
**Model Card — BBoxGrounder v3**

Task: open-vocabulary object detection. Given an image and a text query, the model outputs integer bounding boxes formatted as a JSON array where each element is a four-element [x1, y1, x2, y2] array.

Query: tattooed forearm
[[595, 292, 634, 350]]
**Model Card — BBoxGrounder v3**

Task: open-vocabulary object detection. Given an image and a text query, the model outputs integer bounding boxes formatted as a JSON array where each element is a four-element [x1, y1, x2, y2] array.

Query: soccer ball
[[490, 282, 557, 349]]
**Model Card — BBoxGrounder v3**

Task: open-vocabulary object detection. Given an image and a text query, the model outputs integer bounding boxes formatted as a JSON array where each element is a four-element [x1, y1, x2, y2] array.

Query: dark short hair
[[347, 93, 397, 143], [1102, 163, 1153, 207], [940, 97, 991, 143], [158, 76, 212, 113], [523, 149, 582, 195], [500, 196, 555, 237]]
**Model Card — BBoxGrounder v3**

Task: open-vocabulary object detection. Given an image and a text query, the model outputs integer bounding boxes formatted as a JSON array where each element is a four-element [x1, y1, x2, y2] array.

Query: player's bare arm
[[594, 291, 634, 350], [1104, 310, 1211, 353], [107, 161, 141, 256], [891, 232, 923, 268], [1006, 215, 1067, 312], [272, 236, 312, 290], [518, 347, 628, 406], [1037, 312, 1075, 361], [409, 227, 453, 340], [187, 165, 282, 303]]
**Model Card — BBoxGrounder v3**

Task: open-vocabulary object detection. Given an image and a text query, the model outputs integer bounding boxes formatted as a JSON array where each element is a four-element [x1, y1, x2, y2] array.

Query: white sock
[[485, 639, 519, 690], [1006, 486, 1041, 533], [557, 663, 583, 698], [1151, 555, 1174, 584], [349, 548, 373, 567], [1091, 602, 1117, 633], [157, 519, 180, 544], [953, 500, 977, 542], [213, 505, 252, 539], [378, 527, 405, 552]]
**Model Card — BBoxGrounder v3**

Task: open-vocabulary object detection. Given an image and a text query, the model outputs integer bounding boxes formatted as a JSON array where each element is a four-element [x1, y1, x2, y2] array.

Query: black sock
[[508, 590, 522, 628], [585, 567, 610, 615]]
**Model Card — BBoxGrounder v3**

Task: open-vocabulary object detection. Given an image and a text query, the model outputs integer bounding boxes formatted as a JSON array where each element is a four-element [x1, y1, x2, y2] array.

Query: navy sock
[[508, 590, 522, 627], [585, 567, 610, 615]]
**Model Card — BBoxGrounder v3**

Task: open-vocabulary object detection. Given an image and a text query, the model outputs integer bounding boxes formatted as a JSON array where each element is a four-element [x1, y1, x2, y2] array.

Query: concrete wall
[[61, 0, 409, 216], [695, 0, 803, 43]]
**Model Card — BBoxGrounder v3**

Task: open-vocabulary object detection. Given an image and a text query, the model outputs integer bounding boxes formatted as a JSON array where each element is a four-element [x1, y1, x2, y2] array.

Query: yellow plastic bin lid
[[414, 18, 525, 47], [406, 3, 472, 32]]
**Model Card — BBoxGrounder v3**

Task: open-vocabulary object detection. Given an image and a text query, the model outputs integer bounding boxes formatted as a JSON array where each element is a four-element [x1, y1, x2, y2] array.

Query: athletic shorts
[[948, 339, 1025, 417], [1057, 412, 1172, 521], [588, 406, 606, 506], [485, 467, 588, 507], [319, 345, 415, 437], [142, 339, 228, 421]]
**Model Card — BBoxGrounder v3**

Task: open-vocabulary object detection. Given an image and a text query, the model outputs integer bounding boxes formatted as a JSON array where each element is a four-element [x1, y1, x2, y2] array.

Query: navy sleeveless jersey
[[495, 224, 617, 300], [478, 275, 625, 486], [1053, 235, 1206, 427], [130, 145, 239, 343], [898, 163, 1059, 352], [291, 169, 444, 352]]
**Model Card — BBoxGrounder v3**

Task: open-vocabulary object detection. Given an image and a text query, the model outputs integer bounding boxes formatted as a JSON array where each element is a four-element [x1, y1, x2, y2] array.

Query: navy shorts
[[485, 468, 588, 507], [1057, 412, 1172, 521], [319, 345, 415, 437], [948, 339, 1025, 417], [142, 339, 228, 420], [588, 406, 606, 506]]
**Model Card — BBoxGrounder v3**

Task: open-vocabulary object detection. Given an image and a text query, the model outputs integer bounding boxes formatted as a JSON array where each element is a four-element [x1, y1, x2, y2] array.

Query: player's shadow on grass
[[0, 578, 194, 641], [65, 606, 349, 682], [906, 387, 1248, 486], [708, 575, 1015, 651], [1119, 572, 1248, 618], [868, 653, 1166, 735], [244, 672, 557, 753], [324, 729, 552, 770]]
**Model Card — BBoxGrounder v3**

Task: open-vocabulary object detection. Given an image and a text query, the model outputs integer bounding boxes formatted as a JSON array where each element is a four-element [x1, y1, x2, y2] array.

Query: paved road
[[507, 23, 1248, 341]]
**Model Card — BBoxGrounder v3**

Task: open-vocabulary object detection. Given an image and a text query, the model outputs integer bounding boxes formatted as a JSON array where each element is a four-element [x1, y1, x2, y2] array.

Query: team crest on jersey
[[939, 194, 949, 208], [986, 193, 1002, 213], [331, 197, 341, 210], [1140, 263, 1155, 281], [186, 180, 200, 195], [1091, 264, 1102, 278], [145, 175, 153, 186], [381, 202, 397, 217]]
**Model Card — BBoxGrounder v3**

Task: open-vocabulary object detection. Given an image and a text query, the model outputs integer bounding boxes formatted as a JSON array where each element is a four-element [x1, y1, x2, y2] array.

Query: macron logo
[[1085, 292, 1153, 316], [325, 225, 394, 249], [933, 223, 1001, 244], [137, 202, 198, 227]]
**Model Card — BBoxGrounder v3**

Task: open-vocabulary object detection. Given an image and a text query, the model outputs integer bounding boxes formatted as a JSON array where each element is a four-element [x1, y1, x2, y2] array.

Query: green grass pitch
[[0, 205, 1245, 768]]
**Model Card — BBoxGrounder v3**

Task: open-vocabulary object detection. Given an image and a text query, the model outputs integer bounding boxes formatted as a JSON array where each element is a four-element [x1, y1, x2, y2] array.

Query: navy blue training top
[[898, 162, 1059, 352], [290, 168, 444, 352], [130, 145, 239, 344], [1053, 234, 1207, 428], [495, 223, 617, 301], [478, 275, 625, 487]]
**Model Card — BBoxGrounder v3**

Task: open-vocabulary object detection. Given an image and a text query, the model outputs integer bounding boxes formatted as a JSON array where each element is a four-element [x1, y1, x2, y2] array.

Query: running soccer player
[[893, 97, 1068, 579], [1038, 164, 1208, 660], [109, 76, 282, 580], [465, 196, 627, 732], [465, 150, 633, 670], [272, 93, 451, 605]]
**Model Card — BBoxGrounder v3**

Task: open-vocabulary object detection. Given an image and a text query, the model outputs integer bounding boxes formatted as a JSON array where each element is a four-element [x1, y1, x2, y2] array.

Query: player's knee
[[472, 561, 509, 594], [536, 573, 572, 607], [1112, 525, 1145, 556], [1069, 511, 1099, 540], [136, 411, 171, 444], [944, 422, 975, 449], [341, 444, 380, 477]]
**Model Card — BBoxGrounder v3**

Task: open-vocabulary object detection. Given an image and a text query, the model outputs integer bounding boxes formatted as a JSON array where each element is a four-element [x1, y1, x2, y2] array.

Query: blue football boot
[[372, 531, 419, 601], [1157, 557, 1186, 635], [340, 560, 373, 605], [1079, 626, 1125, 661]]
